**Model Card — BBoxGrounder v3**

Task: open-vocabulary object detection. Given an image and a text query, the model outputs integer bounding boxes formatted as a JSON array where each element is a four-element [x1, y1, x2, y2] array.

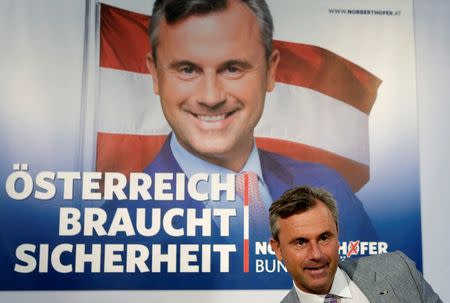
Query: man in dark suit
[[144, 0, 377, 242], [269, 186, 442, 302]]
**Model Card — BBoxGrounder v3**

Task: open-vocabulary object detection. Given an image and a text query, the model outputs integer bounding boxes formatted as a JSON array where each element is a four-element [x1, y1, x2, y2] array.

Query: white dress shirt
[[294, 267, 370, 303]]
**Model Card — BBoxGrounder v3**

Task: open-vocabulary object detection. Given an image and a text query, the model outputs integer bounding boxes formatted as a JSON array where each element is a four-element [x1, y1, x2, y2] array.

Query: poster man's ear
[[146, 52, 159, 95], [266, 49, 280, 92]]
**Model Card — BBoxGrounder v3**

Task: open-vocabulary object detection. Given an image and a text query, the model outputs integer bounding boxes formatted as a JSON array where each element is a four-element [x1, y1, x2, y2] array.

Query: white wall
[[415, 0, 450, 301]]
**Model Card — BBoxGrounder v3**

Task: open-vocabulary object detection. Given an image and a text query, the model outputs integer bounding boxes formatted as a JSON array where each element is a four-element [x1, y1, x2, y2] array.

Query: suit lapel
[[258, 149, 295, 200], [283, 288, 300, 303], [146, 133, 183, 173], [340, 262, 398, 303], [146, 134, 201, 208]]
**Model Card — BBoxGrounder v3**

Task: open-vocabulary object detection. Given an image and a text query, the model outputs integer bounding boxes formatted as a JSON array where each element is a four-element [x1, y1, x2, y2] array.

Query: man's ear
[[146, 52, 159, 95], [270, 238, 283, 261], [266, 48, 280, 92]]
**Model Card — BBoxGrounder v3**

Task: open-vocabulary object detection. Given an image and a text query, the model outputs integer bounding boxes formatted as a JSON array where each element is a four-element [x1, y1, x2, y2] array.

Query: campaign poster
[[0, 0, 420, 294]]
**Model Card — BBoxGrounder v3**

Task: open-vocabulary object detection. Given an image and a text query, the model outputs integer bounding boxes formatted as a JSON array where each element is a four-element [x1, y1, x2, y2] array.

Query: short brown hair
[[269, 186, 339, 241], [148, 0, 274, 61]]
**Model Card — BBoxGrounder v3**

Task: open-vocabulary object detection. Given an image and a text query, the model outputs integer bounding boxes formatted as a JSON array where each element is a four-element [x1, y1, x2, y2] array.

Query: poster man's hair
[[148, 0, 274, 61]]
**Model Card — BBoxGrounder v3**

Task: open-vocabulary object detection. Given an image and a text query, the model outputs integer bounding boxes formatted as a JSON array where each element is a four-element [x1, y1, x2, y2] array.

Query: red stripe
[[256, 137, 369, 192], [96, 132, 166, 175], [273, 40, 381, 114], [243, 239, 249, 273], [96, 133, 368, 192], [100, 4, 151, 74], [99, 4, 381, 113]]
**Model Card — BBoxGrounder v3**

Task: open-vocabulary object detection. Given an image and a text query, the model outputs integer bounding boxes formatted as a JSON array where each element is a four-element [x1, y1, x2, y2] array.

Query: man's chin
[[306, 280, 332, 295], [178, 134, 231, 154], [193, 147, 234, 163], [186, 136, 238, 156], [184, 141, 231, 158], [191, 144, 251, 172], [177, 134, 253, 170]]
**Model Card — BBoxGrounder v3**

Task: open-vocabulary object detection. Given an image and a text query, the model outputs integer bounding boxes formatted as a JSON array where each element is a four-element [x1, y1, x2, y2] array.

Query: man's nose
[[199, 72, 226, 107], [307, 242, 323, 260]]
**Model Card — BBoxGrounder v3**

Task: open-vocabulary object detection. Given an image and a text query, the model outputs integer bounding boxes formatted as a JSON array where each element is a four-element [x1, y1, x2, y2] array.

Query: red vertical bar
[[244, 173, 249, 272]]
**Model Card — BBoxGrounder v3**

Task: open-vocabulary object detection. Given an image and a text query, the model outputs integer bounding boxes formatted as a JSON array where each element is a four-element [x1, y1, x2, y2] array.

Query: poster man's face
[[270, 202, 340, 294], [147, 1, 279, 172]]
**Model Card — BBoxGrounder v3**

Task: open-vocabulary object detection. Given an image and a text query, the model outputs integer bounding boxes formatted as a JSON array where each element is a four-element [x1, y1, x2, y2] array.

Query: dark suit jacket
[[146, 136, 377, 241], [281, 251, 442, 303]]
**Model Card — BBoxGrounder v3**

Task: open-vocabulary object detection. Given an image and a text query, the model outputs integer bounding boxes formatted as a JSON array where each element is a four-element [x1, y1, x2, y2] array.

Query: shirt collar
[[294, 267, 352, 303], [170, 134, 265, 183], [331, 267, 353, 298]]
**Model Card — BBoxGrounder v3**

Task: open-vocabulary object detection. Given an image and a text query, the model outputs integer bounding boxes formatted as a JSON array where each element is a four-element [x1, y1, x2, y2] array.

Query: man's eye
[[296, 240, 306, 247], [176, 65, 199, 80], [319, 235, 330, 243], [226, 66, 239, 73], [223, 65, 243, 78], [180, 66, 195, 74]]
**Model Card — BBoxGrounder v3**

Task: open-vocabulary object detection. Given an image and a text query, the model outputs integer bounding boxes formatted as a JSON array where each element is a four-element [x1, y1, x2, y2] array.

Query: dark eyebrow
[[168, 60, 199, 70], [218, 60, 253, 70], [319, 231, 333, 238]]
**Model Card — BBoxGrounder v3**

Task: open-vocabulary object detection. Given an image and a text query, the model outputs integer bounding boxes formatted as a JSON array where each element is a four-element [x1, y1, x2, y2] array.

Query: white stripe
[[258, 83, 369, 164], [98, 68, 170, 135], [243, 206, 249, 240], [99, 68, 369, 164]]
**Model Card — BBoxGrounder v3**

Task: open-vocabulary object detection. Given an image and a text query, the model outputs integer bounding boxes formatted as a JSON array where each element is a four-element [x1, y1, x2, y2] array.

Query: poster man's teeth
[[198, 114, 226, 122]]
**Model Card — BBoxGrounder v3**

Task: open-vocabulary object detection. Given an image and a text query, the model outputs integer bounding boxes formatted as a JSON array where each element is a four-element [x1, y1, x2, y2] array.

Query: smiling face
[[147, 0, 279, 172], [270, 201, 340, 294]]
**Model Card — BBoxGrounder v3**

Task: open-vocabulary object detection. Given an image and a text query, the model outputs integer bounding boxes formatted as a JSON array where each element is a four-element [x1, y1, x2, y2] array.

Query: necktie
[[324, 294, 340, 303], [236, 172, 266, 228], [236, 171, 267, 272]]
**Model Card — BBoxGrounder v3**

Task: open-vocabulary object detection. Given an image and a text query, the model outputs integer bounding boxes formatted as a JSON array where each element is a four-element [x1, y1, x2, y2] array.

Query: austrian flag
[[96, 3, 381, 192]]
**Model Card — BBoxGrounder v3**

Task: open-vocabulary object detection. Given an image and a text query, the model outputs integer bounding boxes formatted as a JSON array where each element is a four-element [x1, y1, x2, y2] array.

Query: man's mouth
[[197, 114, 226, 122], [194, 110, 237, 122], [304, 264, 328, 275]]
